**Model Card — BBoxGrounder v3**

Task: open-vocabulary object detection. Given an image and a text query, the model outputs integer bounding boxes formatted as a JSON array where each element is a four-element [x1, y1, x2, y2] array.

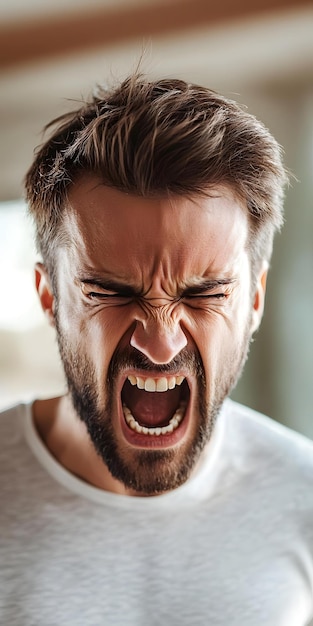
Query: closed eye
[[80, 278, 139, 301], [181, 278, 235, 302], [184, 293, 227, 300], [88, 290, 134, 299]]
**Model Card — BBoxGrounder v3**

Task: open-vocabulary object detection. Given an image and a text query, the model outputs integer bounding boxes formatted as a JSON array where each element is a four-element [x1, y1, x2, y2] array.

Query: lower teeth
[[123, 402, 186, 436]]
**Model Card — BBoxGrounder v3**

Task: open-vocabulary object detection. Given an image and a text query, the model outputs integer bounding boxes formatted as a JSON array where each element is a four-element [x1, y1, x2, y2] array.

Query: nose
[[130, 305, 188, 365]]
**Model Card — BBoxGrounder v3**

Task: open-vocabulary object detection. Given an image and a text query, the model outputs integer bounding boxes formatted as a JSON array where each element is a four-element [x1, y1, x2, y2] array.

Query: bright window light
[[0, 200, 43, 331]]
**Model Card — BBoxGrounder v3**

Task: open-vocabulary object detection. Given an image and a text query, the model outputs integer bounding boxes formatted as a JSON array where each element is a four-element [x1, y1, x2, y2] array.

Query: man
[[1, 73, 312, 625]]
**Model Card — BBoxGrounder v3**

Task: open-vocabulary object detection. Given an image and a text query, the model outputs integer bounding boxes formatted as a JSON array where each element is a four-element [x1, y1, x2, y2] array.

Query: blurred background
[[0, 0, 312, 437]]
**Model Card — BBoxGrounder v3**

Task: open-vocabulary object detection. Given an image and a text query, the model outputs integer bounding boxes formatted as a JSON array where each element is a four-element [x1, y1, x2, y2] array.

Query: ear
[[35, 262, 56, 327], [250, 261, 268, 334]]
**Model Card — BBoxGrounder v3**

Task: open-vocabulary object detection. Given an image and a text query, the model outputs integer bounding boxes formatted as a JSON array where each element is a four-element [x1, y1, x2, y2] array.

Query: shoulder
[[0, 402, 32, 424], [0, 402, 32, 448], [224, 399, 313, 482]]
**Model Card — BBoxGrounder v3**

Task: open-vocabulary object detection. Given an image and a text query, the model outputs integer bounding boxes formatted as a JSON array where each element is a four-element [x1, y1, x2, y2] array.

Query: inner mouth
[[121, 376, 189, 436]]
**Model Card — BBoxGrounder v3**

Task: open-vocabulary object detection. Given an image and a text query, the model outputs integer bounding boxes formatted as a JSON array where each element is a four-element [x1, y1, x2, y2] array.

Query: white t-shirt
[[1, 399, 313, 626]]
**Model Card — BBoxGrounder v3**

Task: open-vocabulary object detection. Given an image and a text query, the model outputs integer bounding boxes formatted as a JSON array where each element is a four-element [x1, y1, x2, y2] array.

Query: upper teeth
[[128, 375, 185, 392]]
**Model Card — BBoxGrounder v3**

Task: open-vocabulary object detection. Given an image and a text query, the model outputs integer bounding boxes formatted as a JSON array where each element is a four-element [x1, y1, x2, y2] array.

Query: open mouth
[[121, 374, 190, 437]]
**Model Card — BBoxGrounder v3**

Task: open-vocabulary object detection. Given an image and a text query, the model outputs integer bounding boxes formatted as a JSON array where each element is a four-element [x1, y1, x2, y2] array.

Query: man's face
[[46, 174, 265, 495]]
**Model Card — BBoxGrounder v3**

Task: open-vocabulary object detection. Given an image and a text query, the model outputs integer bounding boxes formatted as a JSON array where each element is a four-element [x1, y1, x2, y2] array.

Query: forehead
[[62, 175, 249, 281]]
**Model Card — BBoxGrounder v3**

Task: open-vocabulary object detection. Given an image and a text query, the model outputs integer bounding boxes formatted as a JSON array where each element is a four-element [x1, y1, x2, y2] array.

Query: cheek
[[57, 287, 134, 365], [183, 300, 250, 374], [78, 307, 135, 369]]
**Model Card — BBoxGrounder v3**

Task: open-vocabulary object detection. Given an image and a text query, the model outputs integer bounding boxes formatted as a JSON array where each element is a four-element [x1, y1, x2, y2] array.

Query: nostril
[[130, 320, 187, 365]]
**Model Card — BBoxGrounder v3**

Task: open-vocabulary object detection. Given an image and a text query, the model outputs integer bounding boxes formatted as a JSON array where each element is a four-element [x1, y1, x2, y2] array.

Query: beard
[[55, 315, 252, 495]]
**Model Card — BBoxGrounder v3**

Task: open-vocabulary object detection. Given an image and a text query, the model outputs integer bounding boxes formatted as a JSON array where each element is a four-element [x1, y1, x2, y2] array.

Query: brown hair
[[25, 73, 288, 281]]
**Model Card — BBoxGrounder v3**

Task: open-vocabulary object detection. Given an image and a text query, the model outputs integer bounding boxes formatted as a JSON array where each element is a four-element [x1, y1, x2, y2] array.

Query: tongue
[[123, 382, 181, 427]]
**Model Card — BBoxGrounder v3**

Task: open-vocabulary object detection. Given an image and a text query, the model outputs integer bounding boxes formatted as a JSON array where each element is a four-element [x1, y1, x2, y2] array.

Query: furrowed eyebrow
[[80, 276, 236, 298], [182, 278, 236, 296], [80, 278, 140, 296]]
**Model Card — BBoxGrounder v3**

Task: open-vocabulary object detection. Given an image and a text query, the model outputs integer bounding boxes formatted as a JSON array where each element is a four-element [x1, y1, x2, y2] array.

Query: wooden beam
[[0, 0, 311, 70]]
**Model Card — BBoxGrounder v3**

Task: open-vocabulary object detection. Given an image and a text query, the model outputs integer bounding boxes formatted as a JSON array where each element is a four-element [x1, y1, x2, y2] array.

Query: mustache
[[108, 345, 205, 384]]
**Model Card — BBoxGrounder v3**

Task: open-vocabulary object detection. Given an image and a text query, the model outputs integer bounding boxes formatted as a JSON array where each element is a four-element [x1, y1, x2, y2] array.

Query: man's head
[[26, 73, 288, 495], [26, 73, 287, 284]]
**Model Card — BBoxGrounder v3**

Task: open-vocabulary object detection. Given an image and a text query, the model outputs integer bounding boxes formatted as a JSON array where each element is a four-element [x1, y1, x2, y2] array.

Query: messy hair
[[25, 73, 288, 282]]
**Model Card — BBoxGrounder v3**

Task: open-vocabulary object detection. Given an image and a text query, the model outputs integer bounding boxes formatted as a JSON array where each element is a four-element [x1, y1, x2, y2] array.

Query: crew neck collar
[[22, 399, 230, 510]]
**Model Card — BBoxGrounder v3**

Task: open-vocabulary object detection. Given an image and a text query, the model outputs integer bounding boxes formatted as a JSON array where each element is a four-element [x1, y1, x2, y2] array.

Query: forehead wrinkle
[[64, 199, 162, 269], [62, 183, 250, 296]]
